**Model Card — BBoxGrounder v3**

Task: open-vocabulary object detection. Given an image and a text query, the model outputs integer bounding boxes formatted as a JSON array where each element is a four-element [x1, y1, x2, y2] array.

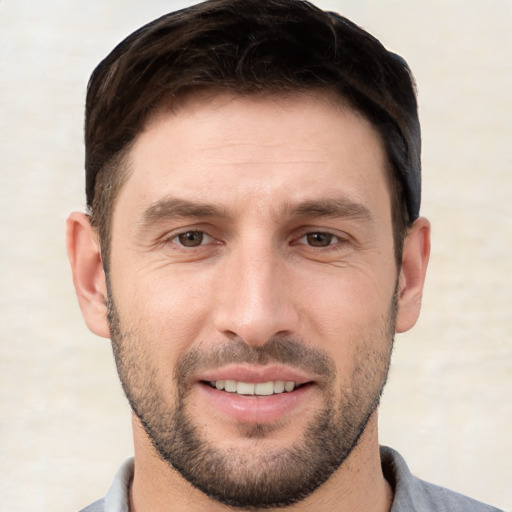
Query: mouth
[[194, 367, 316, 425], [205, 379, 304, 396]]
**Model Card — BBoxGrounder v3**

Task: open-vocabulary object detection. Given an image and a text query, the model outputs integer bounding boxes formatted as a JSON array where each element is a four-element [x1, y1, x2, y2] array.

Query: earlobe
[[66, 212, 110, 338], [395, 217, 431, 333]]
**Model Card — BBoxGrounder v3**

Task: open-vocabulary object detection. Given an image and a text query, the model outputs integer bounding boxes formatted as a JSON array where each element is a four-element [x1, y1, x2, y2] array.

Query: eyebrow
[[139, 195, 373, 229], [286, 198, 373, 222], [140, 197, 228, 227]]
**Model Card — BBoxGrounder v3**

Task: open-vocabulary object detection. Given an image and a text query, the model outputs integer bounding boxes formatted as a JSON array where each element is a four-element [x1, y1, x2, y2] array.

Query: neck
[[129, 411, 393, 512]]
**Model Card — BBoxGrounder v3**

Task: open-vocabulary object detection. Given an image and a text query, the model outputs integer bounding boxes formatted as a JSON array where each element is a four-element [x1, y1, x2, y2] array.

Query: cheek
[[295, 267, 396, 370], [110, 263, 216, 359], [300, 266, 394, 326]]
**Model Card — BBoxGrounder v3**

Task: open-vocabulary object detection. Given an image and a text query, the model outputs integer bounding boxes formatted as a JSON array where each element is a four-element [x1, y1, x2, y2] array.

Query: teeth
[[210, 380, 297, 395], [274, 380, 285, 393], [237, 381, 255, 395], [255, 382, 274, 395], [224, 380, 237, 392]]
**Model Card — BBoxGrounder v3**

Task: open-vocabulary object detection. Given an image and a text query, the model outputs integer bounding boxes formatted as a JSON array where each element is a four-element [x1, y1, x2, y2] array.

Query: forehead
[[115, 92, 390, 222]]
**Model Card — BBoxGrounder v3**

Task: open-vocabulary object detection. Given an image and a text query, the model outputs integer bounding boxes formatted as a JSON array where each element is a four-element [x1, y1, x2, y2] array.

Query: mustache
[[175, 337, 336, 384]]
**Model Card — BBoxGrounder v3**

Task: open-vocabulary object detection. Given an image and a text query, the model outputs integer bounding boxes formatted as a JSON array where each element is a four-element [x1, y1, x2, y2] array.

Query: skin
[[67, 92, 430, 511]]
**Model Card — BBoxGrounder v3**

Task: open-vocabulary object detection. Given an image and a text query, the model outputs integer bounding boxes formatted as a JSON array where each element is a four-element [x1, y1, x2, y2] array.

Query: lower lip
[[197, 383, 314, 424]]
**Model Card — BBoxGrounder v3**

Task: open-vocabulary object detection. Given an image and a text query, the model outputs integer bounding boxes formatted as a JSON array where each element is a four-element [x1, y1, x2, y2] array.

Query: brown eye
[[304, 232, 335, 247], [176, 231, 205, 247]]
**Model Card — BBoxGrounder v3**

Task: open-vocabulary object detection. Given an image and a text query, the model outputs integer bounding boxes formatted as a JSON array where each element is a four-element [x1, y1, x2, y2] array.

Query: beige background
[[0, 1, 511, 511]]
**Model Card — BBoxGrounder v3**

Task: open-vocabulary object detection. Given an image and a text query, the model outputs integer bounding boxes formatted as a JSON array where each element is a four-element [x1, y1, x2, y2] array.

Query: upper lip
[[195, 364, 315, 385]]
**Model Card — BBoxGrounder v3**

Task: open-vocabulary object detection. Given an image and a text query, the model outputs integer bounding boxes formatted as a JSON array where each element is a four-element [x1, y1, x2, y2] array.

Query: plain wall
[[0, 1, 510, 510]]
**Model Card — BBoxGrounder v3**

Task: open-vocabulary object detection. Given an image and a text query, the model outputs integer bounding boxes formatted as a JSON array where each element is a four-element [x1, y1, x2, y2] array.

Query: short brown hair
[[85, 0, 421, 269]]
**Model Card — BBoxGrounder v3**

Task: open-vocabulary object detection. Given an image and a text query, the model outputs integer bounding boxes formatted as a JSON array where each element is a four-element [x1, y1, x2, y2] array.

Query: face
[[107, 93, 399, 508]]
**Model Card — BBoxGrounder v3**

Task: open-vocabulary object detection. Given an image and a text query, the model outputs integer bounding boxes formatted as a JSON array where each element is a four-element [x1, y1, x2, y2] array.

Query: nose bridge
[[214, 233, 298, 345]]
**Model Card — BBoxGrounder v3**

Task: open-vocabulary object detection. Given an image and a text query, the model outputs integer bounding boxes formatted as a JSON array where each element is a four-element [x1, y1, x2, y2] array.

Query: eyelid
[[297, 231, 340, 247], [293, 226, 347, 240], [297, 232, 339, 243], [160, 225, 219, 248], [173, 230, 214, 246]]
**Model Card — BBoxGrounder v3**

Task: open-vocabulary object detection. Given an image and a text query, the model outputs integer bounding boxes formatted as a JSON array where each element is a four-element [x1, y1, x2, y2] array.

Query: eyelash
[[164, 228, 348, 251], [296, 231, 343, 248], [167, 230, 215, 248]]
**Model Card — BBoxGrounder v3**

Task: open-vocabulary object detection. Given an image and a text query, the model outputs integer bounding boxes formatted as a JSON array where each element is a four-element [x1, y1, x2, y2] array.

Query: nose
[[213, 237, 300, 346]]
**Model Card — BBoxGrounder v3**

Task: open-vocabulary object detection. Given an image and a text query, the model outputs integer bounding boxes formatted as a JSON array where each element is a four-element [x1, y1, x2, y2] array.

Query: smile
[[208, 380, 298, 395], [196, 365, 316, 422]]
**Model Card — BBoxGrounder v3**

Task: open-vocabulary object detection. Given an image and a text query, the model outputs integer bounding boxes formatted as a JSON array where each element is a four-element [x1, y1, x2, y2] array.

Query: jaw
[[129, 408, 389, 512]]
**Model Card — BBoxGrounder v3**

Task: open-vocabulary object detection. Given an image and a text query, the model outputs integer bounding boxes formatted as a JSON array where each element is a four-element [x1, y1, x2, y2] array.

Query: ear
[[66, 212, 110, 338], [395, 217, 431, 333]]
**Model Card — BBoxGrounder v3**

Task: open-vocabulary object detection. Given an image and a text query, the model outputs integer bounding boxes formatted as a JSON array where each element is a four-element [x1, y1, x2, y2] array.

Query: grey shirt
[[79, 446, 504, 511]]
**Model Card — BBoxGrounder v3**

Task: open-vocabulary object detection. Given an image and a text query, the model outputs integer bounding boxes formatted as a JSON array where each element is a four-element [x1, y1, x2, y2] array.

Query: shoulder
[[380, 446, 505, 512], [79, 498, 105, 512], [77, 457, 134, 512], [412, 479, 505, 512]]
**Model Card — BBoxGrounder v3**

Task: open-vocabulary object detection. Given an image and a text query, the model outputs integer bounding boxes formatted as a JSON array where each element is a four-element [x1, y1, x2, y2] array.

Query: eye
[[298, 232, 339, 247], [172, 230, 213, 247]]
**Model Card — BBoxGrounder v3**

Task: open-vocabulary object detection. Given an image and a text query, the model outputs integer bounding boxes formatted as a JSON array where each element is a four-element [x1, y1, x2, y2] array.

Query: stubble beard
[[107, 287, 397, 510]]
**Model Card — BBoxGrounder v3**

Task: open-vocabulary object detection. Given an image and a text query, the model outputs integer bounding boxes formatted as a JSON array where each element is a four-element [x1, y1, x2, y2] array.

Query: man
[[66, 0, 503, 511]]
